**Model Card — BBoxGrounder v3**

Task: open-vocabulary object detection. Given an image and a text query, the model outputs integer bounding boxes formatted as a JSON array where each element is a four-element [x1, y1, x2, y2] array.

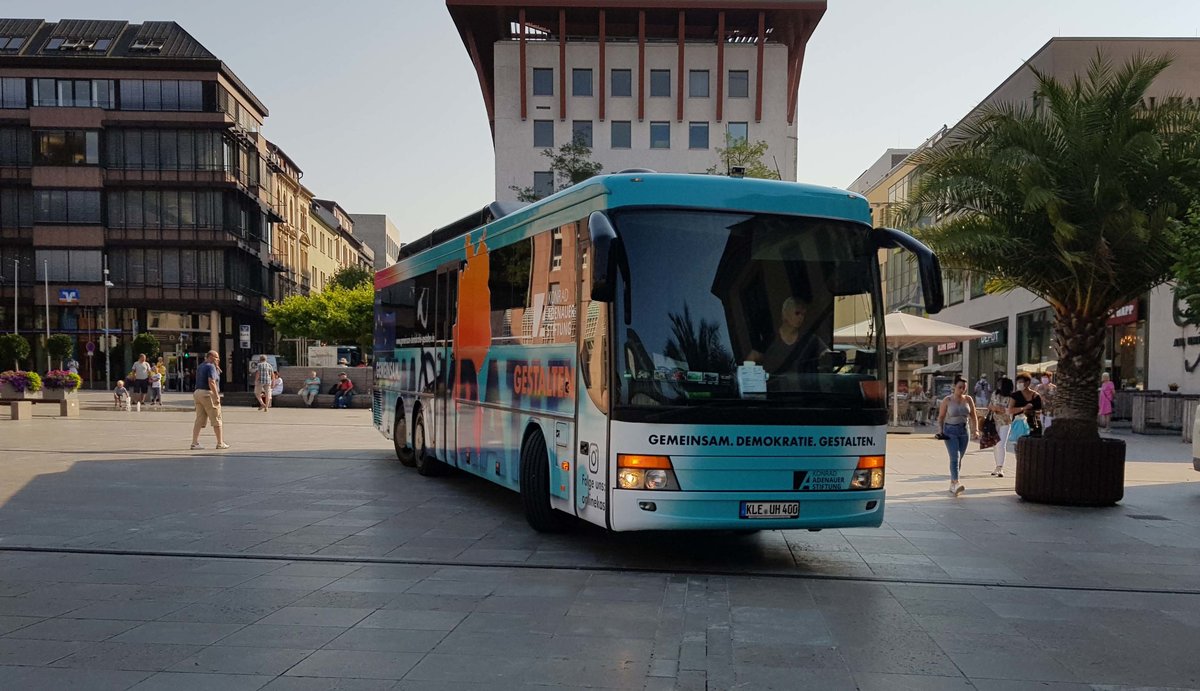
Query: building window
[[611, 121, 631, 149], [532, 68, 554, 96], [689, 70, 709, 98], [0, 78, 25, 108], [35, 250, 102, 282], [533, 171, 554, 198], [118, 79, 203, 111], [0, 128, 31, 166], [34, 130, 99, 165], [728, 70, 749, 98], [533, 120, 554, 148], [650, 122, 670, 149], [650, 70, 671, 97], [571, 120, 593, 148], [572, 68, 592, 97], [726, 122, 748, 144], [688, 122, 709, 149], [34, 189, 101, 224], [106, 189, 223, 230], [32, 78, 114, 108], [611, 69, 631, 97], [970, 272, 987, 298], [105, 129, 224, 171], [550, 228, 563, 271], [0, 188, 33, 228]]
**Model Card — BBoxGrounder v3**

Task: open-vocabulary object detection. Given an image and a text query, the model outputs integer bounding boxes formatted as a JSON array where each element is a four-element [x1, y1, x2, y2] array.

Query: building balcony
[[268, 252, 288, 273]]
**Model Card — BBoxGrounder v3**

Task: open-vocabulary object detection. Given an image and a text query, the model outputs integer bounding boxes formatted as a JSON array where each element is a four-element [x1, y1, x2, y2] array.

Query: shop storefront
[[969, 321, 1007, 386], [1016, 307, 1055, 371], [1105, 299, 1147, 390]]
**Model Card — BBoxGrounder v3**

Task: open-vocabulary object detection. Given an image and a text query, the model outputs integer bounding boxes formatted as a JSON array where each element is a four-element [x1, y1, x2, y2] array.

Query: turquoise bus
[[373, 173, 943, 532]]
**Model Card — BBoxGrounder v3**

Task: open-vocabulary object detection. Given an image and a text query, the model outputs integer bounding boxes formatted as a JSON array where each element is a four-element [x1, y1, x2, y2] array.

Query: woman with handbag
[[986, 377, 1015, 477]]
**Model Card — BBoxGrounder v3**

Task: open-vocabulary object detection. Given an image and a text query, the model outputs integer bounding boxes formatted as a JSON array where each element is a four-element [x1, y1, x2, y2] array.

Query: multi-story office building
[[348, 213, 400, 271], [447, 0, 826, 200], [0, 18, 284, 387], [857, 38, 1200, 394]]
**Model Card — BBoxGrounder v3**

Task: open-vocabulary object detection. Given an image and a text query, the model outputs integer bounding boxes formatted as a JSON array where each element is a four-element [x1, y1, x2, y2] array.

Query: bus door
[[435, 262, 458, 465]]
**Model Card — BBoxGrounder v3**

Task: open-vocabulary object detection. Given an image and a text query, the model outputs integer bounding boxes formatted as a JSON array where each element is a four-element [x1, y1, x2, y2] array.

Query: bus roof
[[378, 174, 872, 290]]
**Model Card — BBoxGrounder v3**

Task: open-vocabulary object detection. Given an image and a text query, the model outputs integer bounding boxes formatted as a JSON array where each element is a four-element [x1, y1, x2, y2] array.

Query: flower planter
[[1015, 435, 1125, 506], [0, 382, 41, 399], [41, 388, 78, 401]]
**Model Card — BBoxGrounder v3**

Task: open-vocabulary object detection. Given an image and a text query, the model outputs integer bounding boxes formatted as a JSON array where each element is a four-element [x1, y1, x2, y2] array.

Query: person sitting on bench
[[332, 372, 356, 409]]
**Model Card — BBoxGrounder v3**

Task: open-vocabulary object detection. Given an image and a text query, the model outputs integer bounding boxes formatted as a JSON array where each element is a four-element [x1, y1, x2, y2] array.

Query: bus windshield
[[612, 209, 884, 418]]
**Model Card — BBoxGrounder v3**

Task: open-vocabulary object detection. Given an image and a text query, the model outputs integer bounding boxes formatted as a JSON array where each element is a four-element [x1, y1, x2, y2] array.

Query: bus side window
[[578, 216, 609, 414]]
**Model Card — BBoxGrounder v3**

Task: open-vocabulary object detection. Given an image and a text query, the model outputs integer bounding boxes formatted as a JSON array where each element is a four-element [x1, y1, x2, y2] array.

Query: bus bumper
[[607, 489, 885, 531]]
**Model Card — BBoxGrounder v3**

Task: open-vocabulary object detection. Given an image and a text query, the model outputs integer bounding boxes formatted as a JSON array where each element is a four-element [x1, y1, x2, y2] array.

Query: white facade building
[[448, 1, 826, 201], [349, 214, 402, 271], [863, 38, 1200, 395]]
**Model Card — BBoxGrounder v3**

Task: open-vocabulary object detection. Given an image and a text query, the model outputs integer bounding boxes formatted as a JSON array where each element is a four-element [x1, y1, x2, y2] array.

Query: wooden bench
[[1, 396, 79, 420]]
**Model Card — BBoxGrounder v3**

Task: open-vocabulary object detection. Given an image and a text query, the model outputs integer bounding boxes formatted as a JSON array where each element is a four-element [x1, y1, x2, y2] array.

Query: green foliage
[[0, 332, 30, 370], [131, 332, 161, 360], [43, 369, 82, 391], [46, 334, 74, 369], [0, 369, 41, 392], [1172, 204, 1200, 326], [706, 136, 781, 179], [266, 281, 375, 352], [510, 133, 604, 202], [329, 265, 374, 291], [904, 51, 1200, 438]]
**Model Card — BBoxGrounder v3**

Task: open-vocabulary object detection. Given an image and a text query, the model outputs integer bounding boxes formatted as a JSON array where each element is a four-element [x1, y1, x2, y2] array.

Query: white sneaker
[[215, 442, 230, 450], [952, 483, 965, 496], [190, 443, 203, 450], [994, 469, 1004, 478]]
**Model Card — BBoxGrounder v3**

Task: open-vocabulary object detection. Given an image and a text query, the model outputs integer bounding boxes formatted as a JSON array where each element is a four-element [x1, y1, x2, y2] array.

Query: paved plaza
[[0, 392, 1197, 690]]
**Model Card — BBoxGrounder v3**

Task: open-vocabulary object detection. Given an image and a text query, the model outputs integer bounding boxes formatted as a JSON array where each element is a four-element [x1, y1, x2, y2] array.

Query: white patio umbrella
[[833, 313, 990, 426]]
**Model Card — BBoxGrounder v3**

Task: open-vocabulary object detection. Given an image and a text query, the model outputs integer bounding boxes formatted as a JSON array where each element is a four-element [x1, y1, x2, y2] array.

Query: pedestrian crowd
[[931, 368, 1078, 496]]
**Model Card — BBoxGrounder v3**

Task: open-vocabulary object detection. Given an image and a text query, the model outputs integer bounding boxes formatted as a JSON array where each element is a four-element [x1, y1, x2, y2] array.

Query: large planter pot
[[41, 388, 78, 401], [0, 382, 42, 399], [1015, 435, 1125, 506]]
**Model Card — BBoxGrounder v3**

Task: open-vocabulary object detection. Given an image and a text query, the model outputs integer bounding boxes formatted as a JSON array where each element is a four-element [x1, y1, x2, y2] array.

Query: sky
[[7, 0, 1200, 243]]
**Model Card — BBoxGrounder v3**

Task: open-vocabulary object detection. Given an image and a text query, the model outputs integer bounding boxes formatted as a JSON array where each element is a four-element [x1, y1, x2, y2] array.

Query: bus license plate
[[740, 501, 799, 519]]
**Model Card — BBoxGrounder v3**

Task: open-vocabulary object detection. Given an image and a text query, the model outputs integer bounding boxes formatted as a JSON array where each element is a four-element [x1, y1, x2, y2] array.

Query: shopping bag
[[979, 414, 1000, 450], [1008, 416, 1030, 449]]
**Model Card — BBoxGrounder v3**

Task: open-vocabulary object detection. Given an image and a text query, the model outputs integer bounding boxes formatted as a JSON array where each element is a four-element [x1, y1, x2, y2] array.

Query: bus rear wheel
[[413, 411, 443, 477], [520, 430, 566, 532], [393, 410, 415, 467]]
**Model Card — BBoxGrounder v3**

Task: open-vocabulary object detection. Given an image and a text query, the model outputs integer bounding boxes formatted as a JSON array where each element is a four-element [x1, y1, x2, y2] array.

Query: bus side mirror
[[589, 211, 618, 302], [875, 227, 945, 314]]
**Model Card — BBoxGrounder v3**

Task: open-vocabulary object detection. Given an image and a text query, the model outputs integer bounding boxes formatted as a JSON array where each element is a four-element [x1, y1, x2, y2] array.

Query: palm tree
[[907, 52, 1200, 443]]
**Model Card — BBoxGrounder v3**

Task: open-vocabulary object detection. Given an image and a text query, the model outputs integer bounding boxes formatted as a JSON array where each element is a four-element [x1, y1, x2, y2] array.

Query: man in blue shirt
[[191, 350, 229, 450]]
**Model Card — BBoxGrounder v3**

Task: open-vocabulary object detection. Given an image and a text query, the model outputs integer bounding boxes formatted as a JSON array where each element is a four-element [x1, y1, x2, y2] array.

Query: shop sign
[[979, 330, 1005, 348], [936, 341, 960, 354], [1106, 301, 1138, 326], [239, 324, 251, 349], [57, 288, 79, 304]]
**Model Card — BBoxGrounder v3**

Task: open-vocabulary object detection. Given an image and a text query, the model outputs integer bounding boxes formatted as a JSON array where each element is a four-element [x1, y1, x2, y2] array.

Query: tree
[[46, 334, 74, 370], [131, 332, 161, 360], [907, 53, 1200, 445], [510, 134, 603, 202], [1171, 204, 1200, 326], [329, 265, 374, 291], [706, 136, 781, 179], [0, 333, 29, 370], [266, 282, 375, 352]]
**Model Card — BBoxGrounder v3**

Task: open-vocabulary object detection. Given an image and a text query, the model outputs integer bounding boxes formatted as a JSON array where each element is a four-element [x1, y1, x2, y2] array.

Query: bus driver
[[747, 296, 829, 375]]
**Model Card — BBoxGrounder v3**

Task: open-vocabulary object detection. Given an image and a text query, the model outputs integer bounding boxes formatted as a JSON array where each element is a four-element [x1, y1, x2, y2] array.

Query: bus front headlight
[[850, 456, 885, 489], [617, 455, 680, 490]]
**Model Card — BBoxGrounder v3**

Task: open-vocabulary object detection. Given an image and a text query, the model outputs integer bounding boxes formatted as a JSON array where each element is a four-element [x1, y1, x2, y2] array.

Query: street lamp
[[104, 255, 113, 389]]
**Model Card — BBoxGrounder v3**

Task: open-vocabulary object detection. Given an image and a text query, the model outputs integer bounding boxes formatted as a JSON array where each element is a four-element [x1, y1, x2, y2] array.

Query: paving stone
[[218, 624, 347, 649], [129, 671, 275, 690], [285, 649, 422, 679], [168, 645, 314, 675]]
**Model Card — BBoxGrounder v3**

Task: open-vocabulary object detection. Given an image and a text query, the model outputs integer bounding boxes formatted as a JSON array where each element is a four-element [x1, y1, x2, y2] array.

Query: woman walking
[[987, 377, 1015, 477], [937, 379, 978, 495]]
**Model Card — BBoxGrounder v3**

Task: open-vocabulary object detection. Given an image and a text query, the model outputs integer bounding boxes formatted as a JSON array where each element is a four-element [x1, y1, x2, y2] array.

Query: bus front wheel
[[520, 430, 566, 532], [393, 410, 415, 467], [413, 410, 443, 477]]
